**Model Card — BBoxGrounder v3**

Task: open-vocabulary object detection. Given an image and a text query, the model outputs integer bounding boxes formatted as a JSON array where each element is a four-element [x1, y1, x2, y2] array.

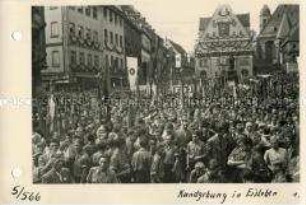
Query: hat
[[195, 161, 205, 169], [246, 122, 252, 127]]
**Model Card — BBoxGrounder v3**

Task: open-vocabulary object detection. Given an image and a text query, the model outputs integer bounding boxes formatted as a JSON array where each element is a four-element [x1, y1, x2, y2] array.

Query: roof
[[289, 25, 299, 42], [199, 17, 211, 31], [199, 13, 250, 32], [276, 12, 291, 39], [260, 5, 271, 16], [237, 13, 250, 28], [169, 40, 186, 55], [259, 4, 299, 38]]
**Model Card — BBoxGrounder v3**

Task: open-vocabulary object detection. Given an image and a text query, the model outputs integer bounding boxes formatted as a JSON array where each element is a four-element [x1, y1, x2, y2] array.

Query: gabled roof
[[199, 17, 211, 32], [169, 40, 186, 55], [198, 13, 250, 33], [259, 4, 299, 38], [276, 12, 291, 39], [237, 13, 250, 28], [261, 5, 271, 16], [289, 25, 299, 42]]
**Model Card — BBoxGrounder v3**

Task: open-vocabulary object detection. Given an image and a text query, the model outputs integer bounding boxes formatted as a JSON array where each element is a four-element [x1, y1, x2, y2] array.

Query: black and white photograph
[[32, 3, 300, 184]]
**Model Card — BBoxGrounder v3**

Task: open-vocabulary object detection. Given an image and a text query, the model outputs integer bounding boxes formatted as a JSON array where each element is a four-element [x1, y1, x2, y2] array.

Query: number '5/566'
[[11, 185, 41, 201]]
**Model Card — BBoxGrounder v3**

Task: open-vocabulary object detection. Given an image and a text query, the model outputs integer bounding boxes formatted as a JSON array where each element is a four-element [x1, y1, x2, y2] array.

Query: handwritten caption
[[11, 185, 41, 202], [177, 188, 300, 204]]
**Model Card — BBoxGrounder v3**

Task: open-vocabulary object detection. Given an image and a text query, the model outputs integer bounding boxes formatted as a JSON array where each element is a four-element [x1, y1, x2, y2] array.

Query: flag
[[47, 94, 56, 133], [175, 54, 181, 68], [126, 57, 138, 91]]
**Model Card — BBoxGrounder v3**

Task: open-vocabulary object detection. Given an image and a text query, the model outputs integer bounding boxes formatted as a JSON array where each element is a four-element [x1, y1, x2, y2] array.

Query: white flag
[[126, 57, 138, 91], [48, 94, 56, 120], [175, 54, 181, 68], [48, 94, 56, 132]]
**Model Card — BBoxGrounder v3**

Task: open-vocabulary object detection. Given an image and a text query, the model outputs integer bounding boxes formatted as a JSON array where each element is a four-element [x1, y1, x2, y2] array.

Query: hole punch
[[11, 167, 23, 179], [11, 31, 23, 41]]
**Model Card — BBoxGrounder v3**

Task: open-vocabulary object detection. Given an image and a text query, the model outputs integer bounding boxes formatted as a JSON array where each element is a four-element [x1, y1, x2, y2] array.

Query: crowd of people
[[32, 73, 299, 183]]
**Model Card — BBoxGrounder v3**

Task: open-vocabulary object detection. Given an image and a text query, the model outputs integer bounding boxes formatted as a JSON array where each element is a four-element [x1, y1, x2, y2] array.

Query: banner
[[47, 94, 56, 132], [126, 57, 138, 91], [175, 54, 181, 68]]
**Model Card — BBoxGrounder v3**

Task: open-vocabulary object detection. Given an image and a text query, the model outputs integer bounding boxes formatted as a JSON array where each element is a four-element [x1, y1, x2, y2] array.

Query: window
[[93, 31, 98, 42], [85, 7, 91, 16], [119, 18, 123, 26], [115, 57, 118, 69], [77, 7, 83, 13], [111, 56, 114, 66], [79, 52, 85, 65], [239, 57, 249, 66], [120, 59, 123, 69], [94, 55, 99, 67], [105, 54, 109, 66], [70, 51, 76, 64], [119, 36, 123, 47], [93, 7, 97, 19], [218, 22, 230, 37], [241, 69, 249, 77], [110, 32, 113, 44], [115, 14, 118, 25], [78, 26, 84, 38], [88, 54, 93, 67], [115, 33, 118, 45], [200, 58, 208, 67], [109, 10, 113, 22], [69, 6, 76, 10], [103, 7, 107, 18], [49, 6, 58, 10], [50, 22, 59, 37], [104, 29, 108, 42], [69, 23, 75, 35], [86, 28, 91, 40], [52, 51, 60, 67]]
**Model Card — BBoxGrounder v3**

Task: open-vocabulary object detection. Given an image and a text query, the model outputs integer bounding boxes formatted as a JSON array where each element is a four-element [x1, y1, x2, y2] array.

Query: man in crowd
[[32, 73, 299, 183]]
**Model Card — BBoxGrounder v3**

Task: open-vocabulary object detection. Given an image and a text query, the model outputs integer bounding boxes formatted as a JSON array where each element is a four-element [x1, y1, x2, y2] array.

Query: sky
[[132, 0, 292, 53]]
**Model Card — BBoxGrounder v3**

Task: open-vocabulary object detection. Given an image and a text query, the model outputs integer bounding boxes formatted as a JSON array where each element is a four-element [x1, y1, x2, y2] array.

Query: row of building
[[32, 5, 193, 96], [194, 4, 300, 85]]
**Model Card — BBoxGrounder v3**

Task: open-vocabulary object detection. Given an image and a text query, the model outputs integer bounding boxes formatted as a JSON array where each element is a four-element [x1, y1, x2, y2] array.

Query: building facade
[[101, 6, 126, 89], [256, 4, 299, 74], [32, 6, 47, 96], [43, 6, 127, 91], [165, 39, 188, 85], [43, 6, 104, 90], [195, 5, 253, 85]]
